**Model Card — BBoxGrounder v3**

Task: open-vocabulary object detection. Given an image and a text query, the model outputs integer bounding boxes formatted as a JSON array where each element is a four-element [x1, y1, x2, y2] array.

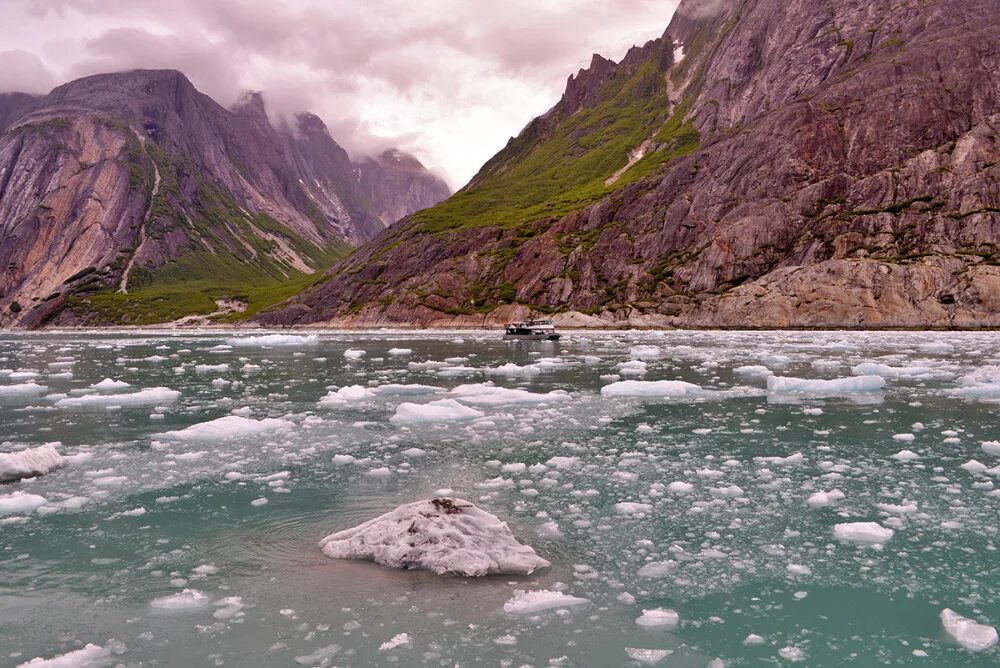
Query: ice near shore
[[319, 498, 550, 576], [0, 444, 65, 482]]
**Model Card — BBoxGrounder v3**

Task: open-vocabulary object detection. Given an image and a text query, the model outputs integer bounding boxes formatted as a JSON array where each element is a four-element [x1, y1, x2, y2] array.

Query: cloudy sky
[[2, 0, 679, 188]]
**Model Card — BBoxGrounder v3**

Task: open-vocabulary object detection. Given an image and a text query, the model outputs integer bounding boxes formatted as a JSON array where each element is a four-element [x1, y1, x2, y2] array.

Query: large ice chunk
[[833, 521, 894, 544], [0, 491, 48, 515], [767, 375, 884, 396], [16, 643, 113, 667], [504, 589, 588, 614], [155, 416, 293, 440], [319, 498, 550, 576], [55, 387, 180, 408], [601, 380, 701, 397], [941, 608, 998, 652], [226, 334, 318, 347], [390, 399, 484, 424], [0, 444, 65, 482], [450, 383, 570, 406]]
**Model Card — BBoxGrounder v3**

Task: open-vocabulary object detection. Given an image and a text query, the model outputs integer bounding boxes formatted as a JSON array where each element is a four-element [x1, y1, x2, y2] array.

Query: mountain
[[0, 70, 449, 327], [261, 0, 1000, 329]]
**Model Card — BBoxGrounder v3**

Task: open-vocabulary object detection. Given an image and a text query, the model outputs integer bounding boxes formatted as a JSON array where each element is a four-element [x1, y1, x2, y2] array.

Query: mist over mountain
[[0, 69, 448, 326]]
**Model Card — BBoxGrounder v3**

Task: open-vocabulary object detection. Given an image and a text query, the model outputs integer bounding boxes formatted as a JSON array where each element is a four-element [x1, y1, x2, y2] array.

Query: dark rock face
[[262, 0, 1000, 328], [0, 70, 450, 327]]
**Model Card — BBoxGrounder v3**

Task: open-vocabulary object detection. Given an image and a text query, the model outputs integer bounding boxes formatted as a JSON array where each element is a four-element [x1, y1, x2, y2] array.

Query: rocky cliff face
[[0, 70, 449, 327], [262, 0, 1000, 329], [356, 149, 451, 226]]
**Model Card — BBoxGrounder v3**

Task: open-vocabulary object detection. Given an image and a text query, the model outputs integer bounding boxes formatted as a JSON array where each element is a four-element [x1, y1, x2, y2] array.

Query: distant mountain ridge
[[0, 70, 449, 327], [261, 0, 1000, 329]]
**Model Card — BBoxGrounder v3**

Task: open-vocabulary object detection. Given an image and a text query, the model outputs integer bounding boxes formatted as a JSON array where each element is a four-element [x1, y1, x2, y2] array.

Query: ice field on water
[[2, 329, 1000, 666]]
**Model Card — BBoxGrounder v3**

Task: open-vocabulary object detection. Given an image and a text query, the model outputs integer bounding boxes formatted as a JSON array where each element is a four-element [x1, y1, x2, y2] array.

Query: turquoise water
[[1, 329, 999, 666]]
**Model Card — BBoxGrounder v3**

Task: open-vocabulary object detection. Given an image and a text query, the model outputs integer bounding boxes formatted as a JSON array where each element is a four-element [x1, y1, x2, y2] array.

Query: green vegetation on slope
[[406, 51, 699, 235], [63, 141, 353, 326]]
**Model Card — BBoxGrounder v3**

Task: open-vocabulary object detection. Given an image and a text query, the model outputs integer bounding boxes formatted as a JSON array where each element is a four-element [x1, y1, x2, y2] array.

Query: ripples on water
[[1, 329, 999, 666]]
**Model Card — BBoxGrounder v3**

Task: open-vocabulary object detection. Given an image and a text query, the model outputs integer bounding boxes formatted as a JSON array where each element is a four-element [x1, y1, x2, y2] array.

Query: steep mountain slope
[[263, 0, 1000, 328], [356, 149, 452, 228], [0, 70, 449, 327]]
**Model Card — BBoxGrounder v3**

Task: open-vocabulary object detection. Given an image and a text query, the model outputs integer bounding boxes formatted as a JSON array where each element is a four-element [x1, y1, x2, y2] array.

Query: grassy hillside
[[407, 50, 698, 235]]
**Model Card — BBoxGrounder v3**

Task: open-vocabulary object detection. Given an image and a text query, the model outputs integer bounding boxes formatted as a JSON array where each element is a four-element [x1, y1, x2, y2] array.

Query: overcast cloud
[[3, 0, 679, 187]]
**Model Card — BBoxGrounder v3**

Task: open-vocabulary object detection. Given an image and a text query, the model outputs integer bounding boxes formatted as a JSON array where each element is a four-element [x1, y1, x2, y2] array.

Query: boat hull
[[503, 332, 560, 341]]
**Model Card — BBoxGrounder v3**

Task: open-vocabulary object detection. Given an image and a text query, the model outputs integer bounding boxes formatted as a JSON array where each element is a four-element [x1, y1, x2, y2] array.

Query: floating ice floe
[[601, 380, 701, 397], [378, 633, 411, 651], [387, 348, 412, 356], [806, 489, 844, 508], [226, 334, 318, 347], [318, 498, 550, 576], [155, 416, 293, 440], [629, 345, 662, 360], [150, 588, 211, 610], [449, 383, 570, 406], [614, 502, 653, 515], [374, 384, 442, 396], [90, 378, 130, 392], [767, 375, 885, 396], [487, 362, 542, 377], [503, 589, 588, 614], [0, 382, 48, 397], [0, 443, 65, 482], [734, 365, 773, 377], [833, 521, 894, 544], [54, 387, 180, 408], [624, 648, 672, 664], [635, 608, 679, 628], [615, 360, 648, 376], [940, 608, 998, 652], [343, 349, 365, 360], [318, 385, 375, 406], [390, 399, 484, 424], [850, 362, 946, 380], [0, 491, 48, 515], [16, 643, 113, 668]]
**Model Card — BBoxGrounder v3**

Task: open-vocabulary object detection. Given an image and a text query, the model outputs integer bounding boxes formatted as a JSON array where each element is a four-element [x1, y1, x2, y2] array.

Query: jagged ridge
[[0, 70, 449, 327], [261, 0, 1000, 329]]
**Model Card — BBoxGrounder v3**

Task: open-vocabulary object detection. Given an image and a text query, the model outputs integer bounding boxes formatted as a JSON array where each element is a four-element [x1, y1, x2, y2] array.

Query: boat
[[503, 320, 561, 341]]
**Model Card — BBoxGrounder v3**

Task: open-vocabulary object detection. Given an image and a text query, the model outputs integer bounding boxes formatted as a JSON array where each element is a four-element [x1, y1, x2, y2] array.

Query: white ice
[[940, 608, 998, 652], [503, 589, 589, 614], [319, 498, 550, 576], [155, 416, 293, 441], [0, 443, 65, 482], [390, 399, 484, 424]]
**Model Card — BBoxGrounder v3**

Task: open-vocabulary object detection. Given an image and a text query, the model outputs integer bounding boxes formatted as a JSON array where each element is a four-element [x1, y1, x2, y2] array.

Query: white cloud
[[3, 0, 679, 188]]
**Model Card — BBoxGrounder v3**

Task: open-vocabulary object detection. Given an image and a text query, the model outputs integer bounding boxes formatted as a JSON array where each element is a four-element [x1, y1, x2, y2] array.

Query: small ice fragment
[[150, 588, 211, 610], [378, 633, 411, 651], [504, 589, 588, 614], [779, 646, 806, 662], [635, 608, 679, 628], [833, 522, 894, 544]]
